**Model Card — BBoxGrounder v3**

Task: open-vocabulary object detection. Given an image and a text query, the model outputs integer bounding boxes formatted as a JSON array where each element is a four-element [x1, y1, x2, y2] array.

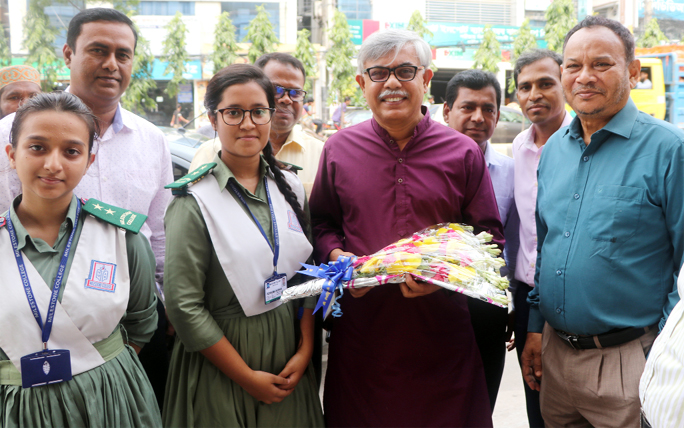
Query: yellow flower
[[448, 265, 476, 283], [386, 252, 422, 275], [359, 256, 384, 274]]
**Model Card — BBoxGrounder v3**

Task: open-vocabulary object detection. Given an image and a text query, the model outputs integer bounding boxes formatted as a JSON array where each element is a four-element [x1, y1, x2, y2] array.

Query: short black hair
[[67, 8, 138, 51], [445, 69, 501, 111], [513, 49, 562, 88], [563, 16, 635, 63], [255, 53, 306, 80]]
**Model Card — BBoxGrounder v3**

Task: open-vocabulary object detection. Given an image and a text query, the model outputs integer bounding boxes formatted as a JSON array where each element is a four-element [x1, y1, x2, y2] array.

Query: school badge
[[84, 260, 117, 292], [287, 210, 303, 233]]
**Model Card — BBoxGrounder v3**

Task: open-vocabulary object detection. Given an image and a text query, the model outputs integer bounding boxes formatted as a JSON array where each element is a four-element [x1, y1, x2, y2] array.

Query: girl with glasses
[[0, 92, 161, 426], [162, 64, 323, 427]]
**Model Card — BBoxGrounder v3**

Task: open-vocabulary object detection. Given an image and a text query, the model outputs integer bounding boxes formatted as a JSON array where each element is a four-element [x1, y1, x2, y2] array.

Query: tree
[[473, 25, 502, 73], [244, 5, 279, 64], [295, 29, 317, 92], [0, 27, 10, 67], [23, 0, 61, 91], [111, 0, 140, 16], [508, 18, 538, 92], [162, 11, 189, 100], [407, 10, 433, 40], [638, 18, 668, 48], [544, 0, 577, 53], [122, 33, 157, 114], [211, 12, 240, 72], [326, 9, 357, 103]]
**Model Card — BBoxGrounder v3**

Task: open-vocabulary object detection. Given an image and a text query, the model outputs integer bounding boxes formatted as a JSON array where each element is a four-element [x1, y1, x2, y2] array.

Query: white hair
[[356, 29, 432, 75]]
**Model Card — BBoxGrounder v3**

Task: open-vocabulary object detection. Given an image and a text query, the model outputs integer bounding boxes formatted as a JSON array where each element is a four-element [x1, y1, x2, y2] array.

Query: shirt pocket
[[124, 170, 159, 212], [589, 184, 645, 243]]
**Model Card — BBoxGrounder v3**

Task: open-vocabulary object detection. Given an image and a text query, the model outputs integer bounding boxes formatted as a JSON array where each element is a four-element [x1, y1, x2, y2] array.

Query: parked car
[[158, 126, 209, 180]]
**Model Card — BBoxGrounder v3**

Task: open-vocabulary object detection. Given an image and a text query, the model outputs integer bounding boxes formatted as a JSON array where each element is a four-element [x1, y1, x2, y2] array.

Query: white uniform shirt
[[640, 262, 684, 427], [0, 105, 173, 290]]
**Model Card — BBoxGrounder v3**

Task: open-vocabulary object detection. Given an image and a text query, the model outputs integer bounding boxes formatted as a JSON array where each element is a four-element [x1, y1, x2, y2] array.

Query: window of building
[[221, 2, 280, 41], [338, 0, 372, 20], [140, 1, 195, 16], [427, 0, 513, 25], [44, 2, 84, 52]]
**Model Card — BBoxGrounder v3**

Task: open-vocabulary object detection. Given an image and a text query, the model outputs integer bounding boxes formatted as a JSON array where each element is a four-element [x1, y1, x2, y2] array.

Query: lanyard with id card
[[229, 178, 287, 304], [6, 202, 81, 388]]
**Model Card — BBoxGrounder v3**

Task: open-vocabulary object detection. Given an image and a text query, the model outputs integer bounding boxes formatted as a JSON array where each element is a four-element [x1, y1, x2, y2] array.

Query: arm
[[120, 231, 159, 351], [277, 308, 314, 390], [0, 114, 21, 213]]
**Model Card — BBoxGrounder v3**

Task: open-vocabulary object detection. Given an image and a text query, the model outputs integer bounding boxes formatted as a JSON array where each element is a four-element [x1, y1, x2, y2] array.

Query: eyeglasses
[[214, 107, 276, 126], [274, 85, 307, 102], [364, 65, 425, 82]]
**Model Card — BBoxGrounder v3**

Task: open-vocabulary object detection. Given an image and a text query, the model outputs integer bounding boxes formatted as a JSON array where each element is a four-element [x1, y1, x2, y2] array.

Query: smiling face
[[63, 21, 135, 111], [210, 81, 271, 165], [517, 57, 565, 126], [443, 86, 500, 146], [0, 81, 41, 119], [262, 60, 305, 137], [356, 45, 433, 131], [562, 26, 639, 124], [6, 110, 94, 207]]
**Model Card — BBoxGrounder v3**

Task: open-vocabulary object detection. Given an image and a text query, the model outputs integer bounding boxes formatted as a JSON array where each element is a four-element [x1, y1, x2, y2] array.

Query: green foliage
[[473, 26, 502, 73], [544, 0, 577, 53], [244, 6, 279, 64], [295, 29, 317, 92], [508, 19, 538, 92], [212, 12, 240, 72], [111, 0, 140, 17], [326, 9, 357, 103], [637, 18, 668, 48], [23, 0, 61, 91], [122, 33, 157, 114], [162, 12, 189, 100], [0, 27, 10, 67], [407, 10, 433, 40]]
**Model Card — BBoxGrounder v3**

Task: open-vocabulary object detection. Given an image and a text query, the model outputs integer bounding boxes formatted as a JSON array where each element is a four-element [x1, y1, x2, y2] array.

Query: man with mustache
[[509, 48, 569, 428], [190, 53, 324, 196], [0, 65, 41, 119], [442, 69, 518, 413], [310, 29, 502, 427], [0, 8, 173, 408], [521, 16, 684, 427]]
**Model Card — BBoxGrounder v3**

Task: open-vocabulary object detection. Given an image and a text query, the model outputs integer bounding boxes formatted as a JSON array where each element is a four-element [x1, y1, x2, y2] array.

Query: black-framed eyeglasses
[[364, 65, 425, 82], [214, 107, 276, 126], [274, 85, 307, 102]]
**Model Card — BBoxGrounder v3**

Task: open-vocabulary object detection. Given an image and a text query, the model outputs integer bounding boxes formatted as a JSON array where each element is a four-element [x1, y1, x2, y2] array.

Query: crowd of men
[[2, 7, 684, 427]]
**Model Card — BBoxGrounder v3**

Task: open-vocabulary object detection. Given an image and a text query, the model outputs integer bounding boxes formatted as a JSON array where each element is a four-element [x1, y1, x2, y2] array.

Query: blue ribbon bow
[[299, 255, 356, 317]]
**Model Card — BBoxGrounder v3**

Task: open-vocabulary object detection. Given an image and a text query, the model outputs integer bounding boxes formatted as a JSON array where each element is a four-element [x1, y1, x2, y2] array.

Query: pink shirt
[[512, 113, 572, 285]]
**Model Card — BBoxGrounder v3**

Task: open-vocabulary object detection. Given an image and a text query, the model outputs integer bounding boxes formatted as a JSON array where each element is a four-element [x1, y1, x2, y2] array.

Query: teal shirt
[[0, 195, 158, 359], [529, 99, 684, 335]]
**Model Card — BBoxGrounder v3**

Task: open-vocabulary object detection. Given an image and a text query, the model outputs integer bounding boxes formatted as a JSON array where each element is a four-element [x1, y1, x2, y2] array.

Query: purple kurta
[[310, 109, 503, 427]]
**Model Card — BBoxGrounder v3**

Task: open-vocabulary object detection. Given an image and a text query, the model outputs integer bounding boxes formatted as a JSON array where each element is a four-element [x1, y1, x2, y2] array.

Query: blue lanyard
[[6, 201, 81, 349], [228, 177, 280, 273]]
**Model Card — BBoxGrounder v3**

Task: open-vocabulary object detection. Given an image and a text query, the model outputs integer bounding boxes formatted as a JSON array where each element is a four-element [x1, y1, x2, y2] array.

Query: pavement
[[318, 334, 531, 427]]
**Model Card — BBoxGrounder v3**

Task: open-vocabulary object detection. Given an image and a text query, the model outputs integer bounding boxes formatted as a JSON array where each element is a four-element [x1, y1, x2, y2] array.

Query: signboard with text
[[639, 0, 684, 20]]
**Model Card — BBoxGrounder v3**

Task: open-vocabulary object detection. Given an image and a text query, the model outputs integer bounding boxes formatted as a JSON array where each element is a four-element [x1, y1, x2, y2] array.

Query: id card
[[264, 273, 287, 304], [20, 349, 72, 389]]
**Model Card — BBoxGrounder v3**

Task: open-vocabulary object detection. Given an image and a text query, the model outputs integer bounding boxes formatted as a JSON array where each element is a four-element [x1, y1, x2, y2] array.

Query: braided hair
[[205, 63, 310, 232]]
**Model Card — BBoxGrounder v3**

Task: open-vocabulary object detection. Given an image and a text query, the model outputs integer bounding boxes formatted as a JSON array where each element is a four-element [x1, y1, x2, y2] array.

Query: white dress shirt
[[0, 105, 173, 289], [640, 262, 684, 427]]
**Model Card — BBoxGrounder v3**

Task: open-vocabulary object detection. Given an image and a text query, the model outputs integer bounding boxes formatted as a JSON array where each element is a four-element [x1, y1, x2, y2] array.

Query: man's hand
[[399, 274, 441, 298], [506, 311, 516, 352], [329, 248, 369, 298], [521, 332, 543, 391]]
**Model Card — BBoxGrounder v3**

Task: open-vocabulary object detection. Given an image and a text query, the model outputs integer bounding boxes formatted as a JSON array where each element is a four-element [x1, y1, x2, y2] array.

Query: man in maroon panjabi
[[310, 29, 503, 427]]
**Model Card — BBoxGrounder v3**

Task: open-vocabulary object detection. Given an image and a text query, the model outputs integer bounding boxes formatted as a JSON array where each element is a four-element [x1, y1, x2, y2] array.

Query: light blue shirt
[[485, 141, 519, 281], [529, 99, 684, 335]]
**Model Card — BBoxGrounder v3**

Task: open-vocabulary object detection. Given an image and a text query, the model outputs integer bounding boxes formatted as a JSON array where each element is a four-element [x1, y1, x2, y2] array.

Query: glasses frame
[[274, 85, 307, 102], [364, 65, 425, 83], [214, 107, 276, 126]]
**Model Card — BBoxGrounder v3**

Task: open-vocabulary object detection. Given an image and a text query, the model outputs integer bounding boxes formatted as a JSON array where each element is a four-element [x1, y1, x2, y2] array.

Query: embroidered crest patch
[[84, 260, 117, 292], [287, 210, 303, 233], [0, 216, 5, 228]]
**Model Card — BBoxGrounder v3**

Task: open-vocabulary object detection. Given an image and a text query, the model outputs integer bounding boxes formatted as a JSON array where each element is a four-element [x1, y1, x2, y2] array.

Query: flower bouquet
[[282, 223, 509, 317]]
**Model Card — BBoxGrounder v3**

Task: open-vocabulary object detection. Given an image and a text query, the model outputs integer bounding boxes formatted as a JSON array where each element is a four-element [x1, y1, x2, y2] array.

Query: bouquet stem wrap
[[285, 223, 509, 317]]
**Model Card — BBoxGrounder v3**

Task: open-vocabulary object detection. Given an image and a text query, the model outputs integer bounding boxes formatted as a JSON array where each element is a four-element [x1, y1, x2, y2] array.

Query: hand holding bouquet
[[282, 223, 509, 316]]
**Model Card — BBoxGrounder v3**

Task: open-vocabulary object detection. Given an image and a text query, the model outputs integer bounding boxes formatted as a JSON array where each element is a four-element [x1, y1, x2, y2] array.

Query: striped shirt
[[640, 262, 684, 427]]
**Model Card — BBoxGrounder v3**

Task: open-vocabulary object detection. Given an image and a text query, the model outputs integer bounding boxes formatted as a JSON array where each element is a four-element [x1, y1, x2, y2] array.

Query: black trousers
[[468, 297, 508, 412], [513, 279, 546, 428], [137, 299, 169, 411]]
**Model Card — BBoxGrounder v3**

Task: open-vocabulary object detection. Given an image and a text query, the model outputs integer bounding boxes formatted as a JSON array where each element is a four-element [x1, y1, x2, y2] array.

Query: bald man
[[0, 65, 41, 119]]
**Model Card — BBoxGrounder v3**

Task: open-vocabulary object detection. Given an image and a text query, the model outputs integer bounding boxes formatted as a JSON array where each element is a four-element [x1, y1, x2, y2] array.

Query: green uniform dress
[[162, 157, 324, 427], [0, 195, 162, 427]]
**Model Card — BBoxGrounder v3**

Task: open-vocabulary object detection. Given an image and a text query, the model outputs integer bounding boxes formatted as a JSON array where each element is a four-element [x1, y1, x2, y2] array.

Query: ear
[[63, 43, 73, 68], [5, 144, 15, 170], [495, 109, 501, 125], [422, 68, 434, 91], [627, 58, 641, 89], [209, 114, 217, 131], [356, 74, 366, 91], [442, 101, 451, 124], [86, 153, 95, 170]]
